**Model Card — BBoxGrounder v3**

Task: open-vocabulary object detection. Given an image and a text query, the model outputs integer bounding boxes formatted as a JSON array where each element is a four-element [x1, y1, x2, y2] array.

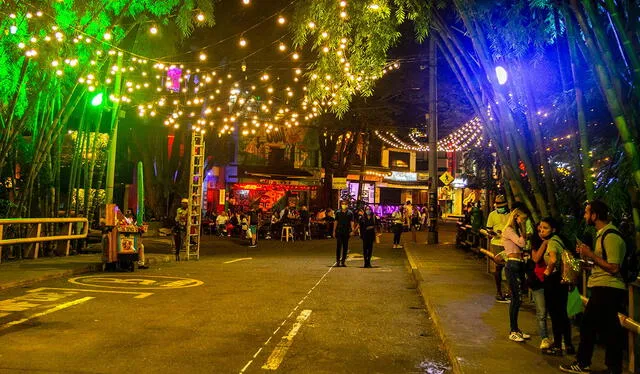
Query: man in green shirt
[[560, 200, 626, 374], [485, 195, 510, 303]]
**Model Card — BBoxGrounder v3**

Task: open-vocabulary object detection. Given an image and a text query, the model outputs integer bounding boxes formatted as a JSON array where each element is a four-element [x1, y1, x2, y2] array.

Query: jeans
[[336, 232, 350, 263], [531, 287, 548, 339], [491, 244, 505, 296], [577, 286, 626, 372], [362, 234, 374, 265], [544, 272, 571, 349], [392, 224, 403, 244], [505, 260, 525, 332]]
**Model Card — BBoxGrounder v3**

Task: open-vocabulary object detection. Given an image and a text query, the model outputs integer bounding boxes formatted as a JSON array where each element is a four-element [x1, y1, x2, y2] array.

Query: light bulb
[[242, 0, 250, 4], [199, 53, 207, 61], [239, 38, 247, 47], [196, 14, 205, 22], [278, 16, 286, 24], [150, 26, 158, 34], [279, 43, 286, 51]]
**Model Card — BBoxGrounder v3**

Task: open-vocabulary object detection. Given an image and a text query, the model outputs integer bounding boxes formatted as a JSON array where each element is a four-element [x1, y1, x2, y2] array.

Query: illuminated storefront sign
[[386, 171, 418, 182], [233, 183, 317, 191], [452, 178, 468, 188]]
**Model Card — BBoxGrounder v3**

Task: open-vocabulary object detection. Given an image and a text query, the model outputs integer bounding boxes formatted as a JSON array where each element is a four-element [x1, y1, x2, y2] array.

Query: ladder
[[185, 131, 205, 260]]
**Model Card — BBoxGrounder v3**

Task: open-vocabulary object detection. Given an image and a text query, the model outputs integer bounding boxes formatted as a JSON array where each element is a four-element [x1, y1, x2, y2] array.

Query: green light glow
[[91, 93, 103, 106]]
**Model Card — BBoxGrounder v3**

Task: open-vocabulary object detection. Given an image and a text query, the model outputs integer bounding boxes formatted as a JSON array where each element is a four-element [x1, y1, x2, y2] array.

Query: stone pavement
[[404, 222, 613, 374]]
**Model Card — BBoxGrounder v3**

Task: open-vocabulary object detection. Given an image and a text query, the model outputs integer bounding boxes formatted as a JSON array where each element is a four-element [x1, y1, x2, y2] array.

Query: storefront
[[229, 182, 317, 212]]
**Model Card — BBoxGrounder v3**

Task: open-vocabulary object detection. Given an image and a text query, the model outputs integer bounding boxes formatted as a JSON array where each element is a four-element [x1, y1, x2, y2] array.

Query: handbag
[[567, 287, 584, 317], [561, 250, 581, 285]]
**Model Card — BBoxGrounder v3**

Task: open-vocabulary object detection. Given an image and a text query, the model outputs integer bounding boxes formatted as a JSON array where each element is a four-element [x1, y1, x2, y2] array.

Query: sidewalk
[[404, 223, 609, 374], [0, 237, 174, 292]]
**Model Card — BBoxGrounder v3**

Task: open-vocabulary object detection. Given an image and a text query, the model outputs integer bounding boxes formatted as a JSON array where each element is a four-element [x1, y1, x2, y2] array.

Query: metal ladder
[[185, 131, 205, 260]]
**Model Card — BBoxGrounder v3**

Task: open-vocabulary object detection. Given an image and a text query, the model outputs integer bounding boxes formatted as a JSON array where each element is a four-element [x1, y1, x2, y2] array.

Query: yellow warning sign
[[439, 171, 454, 186]]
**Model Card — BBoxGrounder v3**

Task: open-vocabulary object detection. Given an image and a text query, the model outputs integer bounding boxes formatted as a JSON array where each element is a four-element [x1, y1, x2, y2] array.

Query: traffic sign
[[439, 171, 454, 186]]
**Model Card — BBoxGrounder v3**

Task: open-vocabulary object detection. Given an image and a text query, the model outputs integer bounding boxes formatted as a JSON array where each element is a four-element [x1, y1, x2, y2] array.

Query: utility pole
[[105, 53, 124, 204], [426, 36, 439, 244]]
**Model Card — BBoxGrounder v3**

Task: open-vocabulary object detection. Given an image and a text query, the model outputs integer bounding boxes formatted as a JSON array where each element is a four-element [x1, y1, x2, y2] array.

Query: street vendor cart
[[101, 204, 146, 271]]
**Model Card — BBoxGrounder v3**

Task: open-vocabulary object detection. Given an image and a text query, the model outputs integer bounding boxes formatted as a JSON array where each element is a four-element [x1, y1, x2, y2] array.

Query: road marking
[[69, 275, 203, 290], [29, 287, 153, 299], [262, 309, 312, 370], [0, 297, 94, 331], [239, 266, 334, 373], [224, 257, 253, 264]]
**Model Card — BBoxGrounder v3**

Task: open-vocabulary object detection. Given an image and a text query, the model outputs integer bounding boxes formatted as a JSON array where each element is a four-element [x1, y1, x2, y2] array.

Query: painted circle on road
[[68, 275, 204, 290]]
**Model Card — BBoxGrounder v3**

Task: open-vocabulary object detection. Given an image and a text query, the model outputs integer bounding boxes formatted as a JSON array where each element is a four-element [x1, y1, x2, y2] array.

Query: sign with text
[[332, 177, 347, 189], [386, 171, 417, 182]]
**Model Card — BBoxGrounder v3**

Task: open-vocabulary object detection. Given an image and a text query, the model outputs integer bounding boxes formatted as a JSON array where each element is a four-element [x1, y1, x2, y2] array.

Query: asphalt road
[[0, 233, 450, 374]]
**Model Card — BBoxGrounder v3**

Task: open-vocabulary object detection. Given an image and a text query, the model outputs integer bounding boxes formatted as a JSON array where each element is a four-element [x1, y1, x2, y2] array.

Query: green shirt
[[544, 236, 565, 273], [486, 210, 509, 246], [588, 223, 626, 290]]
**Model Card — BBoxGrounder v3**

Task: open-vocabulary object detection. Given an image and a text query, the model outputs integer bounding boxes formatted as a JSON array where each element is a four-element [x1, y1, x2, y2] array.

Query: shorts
[[249, 225, 257, 236]]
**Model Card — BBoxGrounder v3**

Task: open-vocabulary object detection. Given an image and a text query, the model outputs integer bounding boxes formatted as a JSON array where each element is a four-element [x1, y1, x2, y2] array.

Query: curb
[[0, 263, 102, 292], [403, 244, 464, 374], [0, 254, 174, 292]]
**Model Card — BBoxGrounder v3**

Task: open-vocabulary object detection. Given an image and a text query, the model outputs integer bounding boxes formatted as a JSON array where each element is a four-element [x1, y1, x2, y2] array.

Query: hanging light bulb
[[277, 16, 286, 24], [239, 38, 247, 47], [199, 52, 207, 61], [196, 13, 205, 22], [149, 26, 158, 34]]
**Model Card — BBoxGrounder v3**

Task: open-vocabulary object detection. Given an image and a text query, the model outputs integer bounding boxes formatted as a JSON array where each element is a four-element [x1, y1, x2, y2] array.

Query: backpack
[[600, 228, 639, 284]]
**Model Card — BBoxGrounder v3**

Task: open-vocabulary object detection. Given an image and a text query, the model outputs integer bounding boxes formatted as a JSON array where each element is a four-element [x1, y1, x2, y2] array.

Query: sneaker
[[509, 332, 525, 342], [540, 337, 552, 349], [542, 347, 563, 356], [495, 295, 510, 304], [518, 331, 531, 339], [249, 245, 257, 248], [559, 361, 591, 373]]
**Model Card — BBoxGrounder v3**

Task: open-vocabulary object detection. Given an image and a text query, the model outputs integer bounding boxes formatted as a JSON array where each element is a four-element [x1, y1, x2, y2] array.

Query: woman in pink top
[[500, 208, 531, 342]]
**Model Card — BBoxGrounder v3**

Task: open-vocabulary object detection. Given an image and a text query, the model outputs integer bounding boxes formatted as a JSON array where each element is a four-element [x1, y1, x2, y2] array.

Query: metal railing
[[456, 221, 640, 372], [0, 218, 89, 263]]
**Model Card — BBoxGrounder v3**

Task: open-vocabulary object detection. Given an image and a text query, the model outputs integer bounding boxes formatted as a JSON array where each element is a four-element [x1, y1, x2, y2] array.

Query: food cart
[[101, 204, 146, 271]]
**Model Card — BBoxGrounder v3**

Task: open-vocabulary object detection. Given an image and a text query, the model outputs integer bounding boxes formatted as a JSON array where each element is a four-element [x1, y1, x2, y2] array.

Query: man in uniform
[[485, 195, 510, 303], [333, 200, 355, 267]]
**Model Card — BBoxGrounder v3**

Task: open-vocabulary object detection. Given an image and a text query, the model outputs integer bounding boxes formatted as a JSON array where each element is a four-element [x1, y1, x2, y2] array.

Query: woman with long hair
[[538, 217, 575, 356], [501, 208, 531, 342]]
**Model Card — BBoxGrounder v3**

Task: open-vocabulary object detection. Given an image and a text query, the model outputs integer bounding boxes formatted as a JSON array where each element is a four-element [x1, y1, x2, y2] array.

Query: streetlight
[[495, 66, 508, 85]]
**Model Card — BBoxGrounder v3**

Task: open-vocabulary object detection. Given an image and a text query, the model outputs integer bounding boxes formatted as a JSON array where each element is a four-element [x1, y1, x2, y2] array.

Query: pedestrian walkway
[[404, 223, 610, 374]]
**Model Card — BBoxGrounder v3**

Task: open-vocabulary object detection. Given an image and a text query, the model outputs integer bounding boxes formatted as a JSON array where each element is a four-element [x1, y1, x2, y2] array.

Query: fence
[[0, 218, 89, 264], [456, 221, 640, 372]]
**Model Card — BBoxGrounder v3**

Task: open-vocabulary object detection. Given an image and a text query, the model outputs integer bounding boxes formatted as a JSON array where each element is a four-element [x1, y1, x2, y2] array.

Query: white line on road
[[238, 265, 335, 373], [224, 258, 253, 264], [261, 309, 312, 370], [0, 296, 95, 331]]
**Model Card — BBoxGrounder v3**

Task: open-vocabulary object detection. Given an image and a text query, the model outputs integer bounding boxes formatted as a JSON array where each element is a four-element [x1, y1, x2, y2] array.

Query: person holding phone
[[501, 208, 531, 343]]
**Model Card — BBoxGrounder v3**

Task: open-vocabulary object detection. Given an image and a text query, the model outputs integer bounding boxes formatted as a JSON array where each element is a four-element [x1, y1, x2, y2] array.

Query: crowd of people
[[479, 196, 628, 374]]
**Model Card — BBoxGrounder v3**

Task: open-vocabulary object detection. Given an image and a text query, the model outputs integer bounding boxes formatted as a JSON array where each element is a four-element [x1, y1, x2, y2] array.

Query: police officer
[[333, 200, 355, 267]]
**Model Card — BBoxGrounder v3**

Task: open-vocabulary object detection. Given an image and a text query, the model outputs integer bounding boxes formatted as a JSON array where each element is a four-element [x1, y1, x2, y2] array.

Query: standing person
[[174, 198, 189, 261], [359, 206, 379, 268], [560, 200, 626, 374], [501, 208, 531, 342], [216, 211, 228, 236], [530, 229, 551, 351], [333, 200, 355, 267], [391, 207, 404, 248], [298, 205, 311, 240], [486, 195, 511, 303], [248, 205, 259, 248], [534, 217, 574, 356]]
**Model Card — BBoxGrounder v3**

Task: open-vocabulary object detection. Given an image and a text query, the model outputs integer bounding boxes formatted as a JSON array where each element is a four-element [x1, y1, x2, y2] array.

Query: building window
[[389, 151, 410, 169]]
